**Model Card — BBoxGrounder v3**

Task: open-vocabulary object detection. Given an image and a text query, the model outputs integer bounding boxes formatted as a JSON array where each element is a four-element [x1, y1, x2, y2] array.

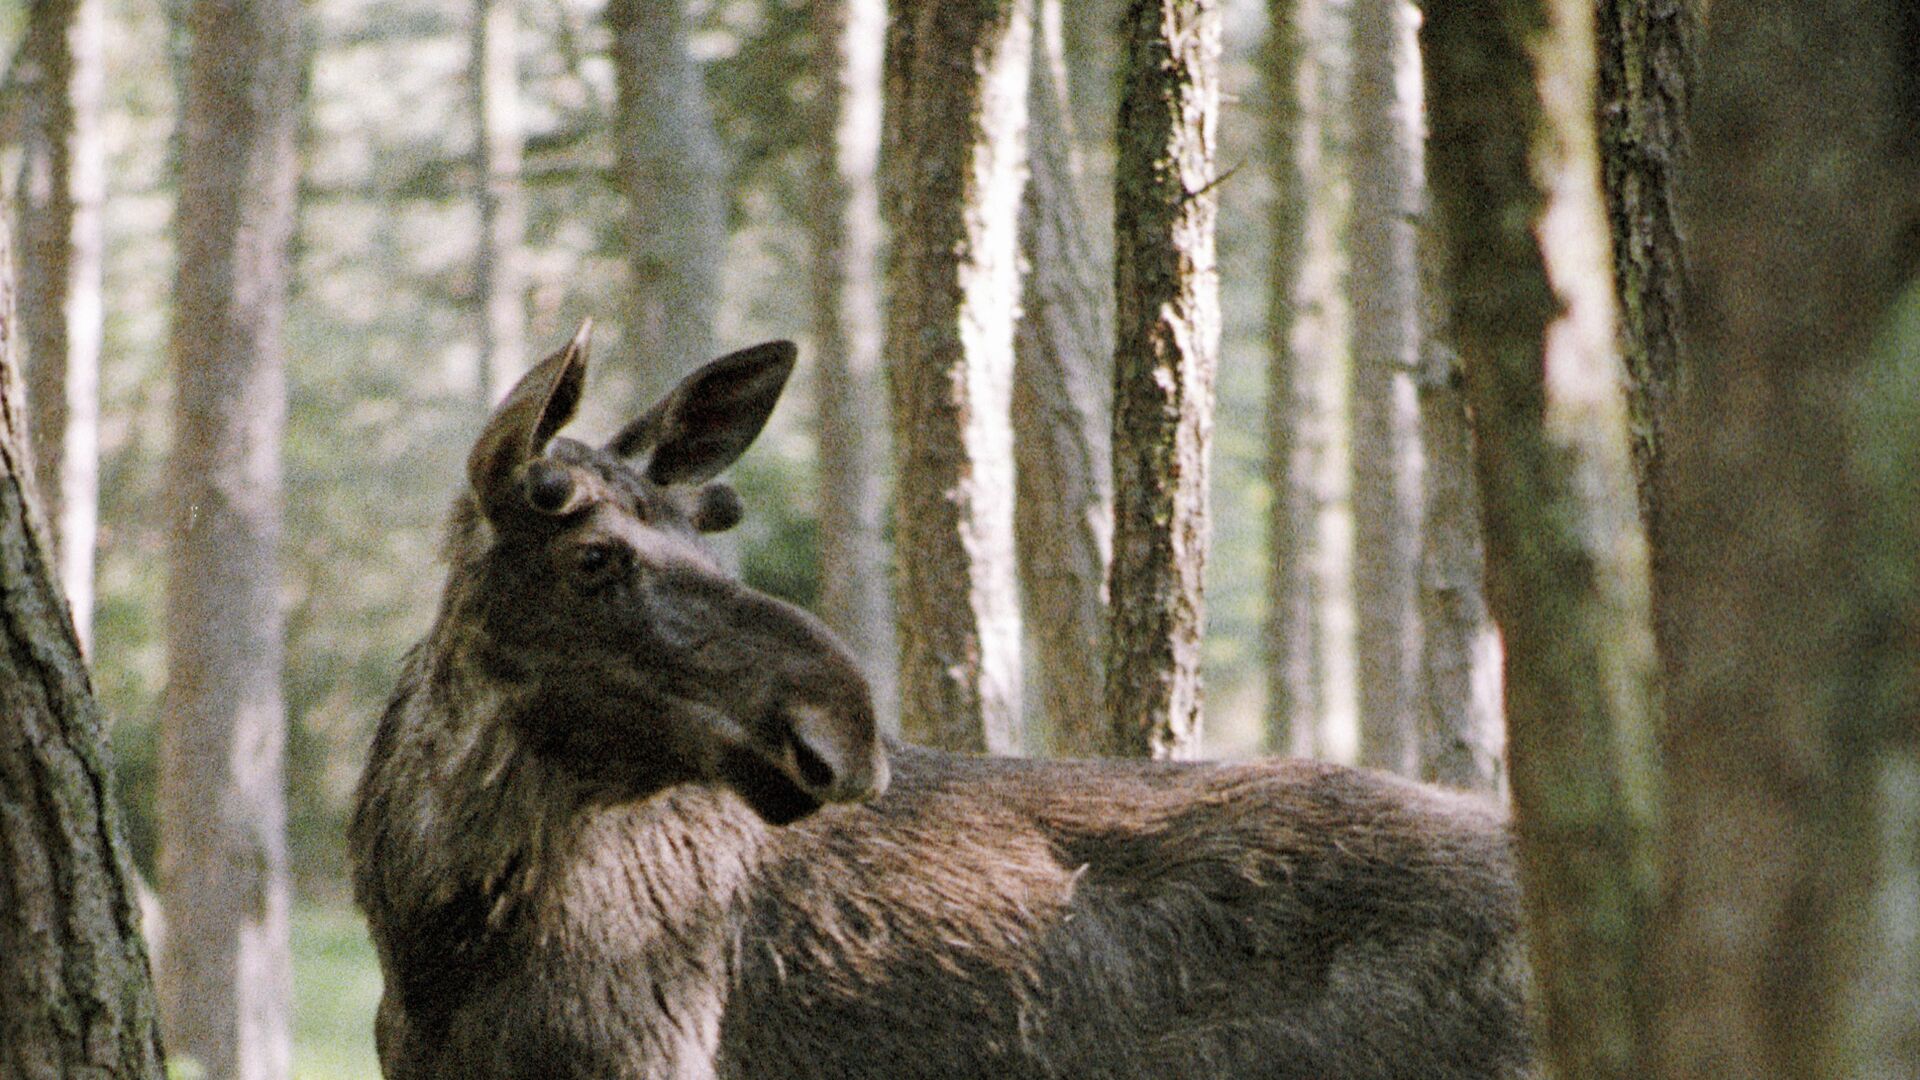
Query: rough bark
[[883, 0, 1029, 754], [0, 198, 165, 1080], [14, 0, 105, 651], [159, 2, 301, 1076], [1422, 0, 1661, 1073], [1345, 0, 1422, 775], [1649, 4, 1920, 1075], [1014, 0, 1112, 757], [810, 0, 899, 733], [607, 0, 725, 406], [1105, 0, 1220, 761], [1596, 0, 1692, 567], [472, 0, 527, 406]]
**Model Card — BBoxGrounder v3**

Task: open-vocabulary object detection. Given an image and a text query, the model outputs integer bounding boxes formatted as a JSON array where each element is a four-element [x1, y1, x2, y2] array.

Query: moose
[[350, 327, 1533, 1079]]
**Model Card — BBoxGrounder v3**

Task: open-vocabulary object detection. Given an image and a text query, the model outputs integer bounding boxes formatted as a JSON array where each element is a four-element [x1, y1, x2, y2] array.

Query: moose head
[[454, 324, 888, 824]]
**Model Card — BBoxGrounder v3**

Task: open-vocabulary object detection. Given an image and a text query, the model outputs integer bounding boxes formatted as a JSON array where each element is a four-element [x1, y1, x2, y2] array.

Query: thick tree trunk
[[159, 2, 301, 1077], [1105, 0, 1220, 761], [809, 0, 899, 732], [1649, 5, 1920, 1074], [472, 0, 527, 405], [607, 0, 725, 405], [882, 0, 1029, 754], [1423, 0, 1661, 1073], [14, 0, 105, 651], [1596, 0, 1692, 566], [0, 202, 165, 1080], [1345, 0, 1422, 775], [1014, 0, 1112, 757]]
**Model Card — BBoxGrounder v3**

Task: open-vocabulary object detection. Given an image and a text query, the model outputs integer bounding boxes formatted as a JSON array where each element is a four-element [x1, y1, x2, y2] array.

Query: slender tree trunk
[[1105, 0, 1220, 761], [14, 0, 105, 652], [472, 0, 527, 406], [1345, 0, 1422, 775], [159, 2, 301, 1076], [1596, 0, 1692, 569], [809, 0, 899, 732], [1413, 217, 1502, 793], [1649, 5, 1920, 1074], [1014, 0, 1112, 757], [1423, 0, 1661, 1074], [1262, 0, 1316, 759], [607, 0, 724, 405], [0, 200, 165, 1080], [882, 0, 1030, 754]]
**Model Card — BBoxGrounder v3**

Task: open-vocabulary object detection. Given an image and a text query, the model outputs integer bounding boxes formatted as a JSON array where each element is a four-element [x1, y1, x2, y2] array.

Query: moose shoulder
[[349, 328, 1533, 1080]]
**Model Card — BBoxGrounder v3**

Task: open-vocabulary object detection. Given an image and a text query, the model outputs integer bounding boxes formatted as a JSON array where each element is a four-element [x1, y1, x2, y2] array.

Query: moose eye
[[570, 543, 628, 589]]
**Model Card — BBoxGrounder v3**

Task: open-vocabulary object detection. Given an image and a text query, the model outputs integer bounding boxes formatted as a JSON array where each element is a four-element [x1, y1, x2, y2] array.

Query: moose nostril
[[789, 729, 836, 792]]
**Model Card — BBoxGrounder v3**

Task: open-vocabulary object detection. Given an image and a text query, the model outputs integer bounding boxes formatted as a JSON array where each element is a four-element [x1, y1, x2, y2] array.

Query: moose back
[[349, 329, 1533, 1079]]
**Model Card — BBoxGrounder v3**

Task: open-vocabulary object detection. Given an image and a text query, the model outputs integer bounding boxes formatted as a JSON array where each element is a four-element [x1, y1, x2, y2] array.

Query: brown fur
[[351, 333, 1534, 1079]]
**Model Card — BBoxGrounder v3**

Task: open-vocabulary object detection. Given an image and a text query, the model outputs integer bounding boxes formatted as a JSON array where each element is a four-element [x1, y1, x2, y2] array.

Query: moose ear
[[468, 321, 592, 513], [606, 341, 797, 487]]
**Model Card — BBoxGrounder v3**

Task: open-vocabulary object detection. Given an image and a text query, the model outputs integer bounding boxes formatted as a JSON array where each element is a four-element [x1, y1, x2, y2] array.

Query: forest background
[[4, 0, 1919, 1077]]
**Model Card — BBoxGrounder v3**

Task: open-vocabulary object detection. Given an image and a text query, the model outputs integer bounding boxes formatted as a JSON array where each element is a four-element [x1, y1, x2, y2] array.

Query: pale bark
[[1105, 0, 1220, 761], [0, 198, 165, 1080], [1650, 4, 1920, 1075], [159, 2, 300, 1077], [14, 0, 105, 651], [1346, 0, 1422, 776], [607, 0, 724, 406], [472, 0, 527, 406], [883, 0, 1030, 754], [1423, 0, 1660, 1073], [809, 0, 899, 733], [1014, 0, 1112, 757]]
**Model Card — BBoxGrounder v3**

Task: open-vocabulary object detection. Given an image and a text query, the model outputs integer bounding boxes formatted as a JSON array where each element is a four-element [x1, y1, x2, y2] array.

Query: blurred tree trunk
[[1105, 0, 1220, 761], [1413, 216, 1502, 793], [1346, 0, 1421, 775], [1649, 4, 1920, 1074], [14, 0, 105, 651], [607, 0, 724, 405], [809, 0, 898, 732], [1262, 0, 1316, 759], [882, 0, 1029, 754], [159, 1, 301, 1077], [1014, 0, 1112, 757], [0, 200, 165, 1080], [472, 0, 527, 405], [1423, 0, 1661, 1073], [1596, 0, 1692, 575]]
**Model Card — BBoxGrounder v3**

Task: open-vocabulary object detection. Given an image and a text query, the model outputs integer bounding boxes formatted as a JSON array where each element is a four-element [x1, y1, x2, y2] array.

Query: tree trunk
[[809, 0, 899, 733], [1649, 4, 1920, 1074], [1422, 0, 1661, 1074], [0, 199, 165, 1080], [14, 0, 105, 651], [607, 0, 725, 406], [1014, 0, 1112, 757], [1262, 0, 1315, 759], [1345, 0, 1422, 775], [882, 0, 1029, 754], [1413, 219, 1502, 793], [1596, 0, 1692, 570], [472, 0, 527, 406], [1105, 0, 1220, 761], [159, 2, 301, 1077]]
